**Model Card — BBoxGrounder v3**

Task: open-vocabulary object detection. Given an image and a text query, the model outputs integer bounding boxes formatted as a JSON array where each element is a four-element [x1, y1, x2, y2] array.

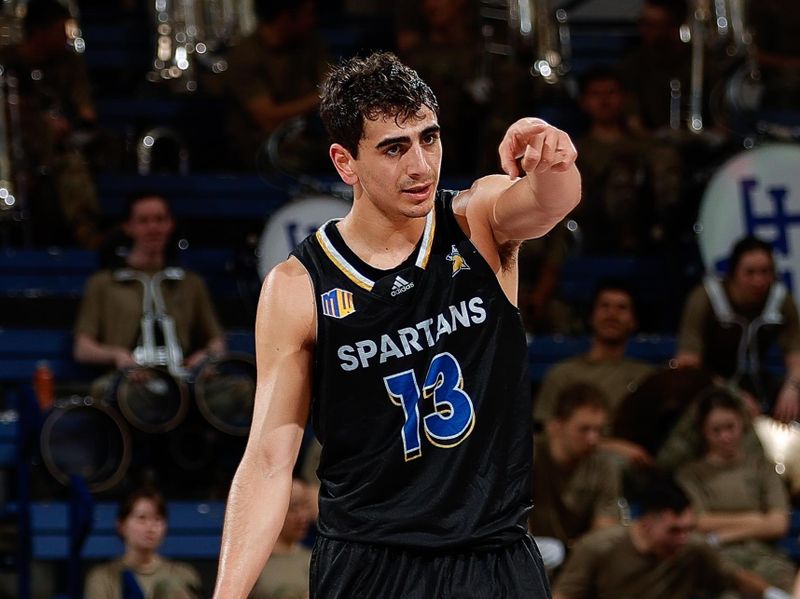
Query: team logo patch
[[391, 275, 415, 297], [321, 288, 356, 319], [446, 245, 470, 277]]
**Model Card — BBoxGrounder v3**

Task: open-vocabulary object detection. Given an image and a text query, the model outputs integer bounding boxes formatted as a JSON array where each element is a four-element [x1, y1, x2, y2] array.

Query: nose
[[405, 143, 429, 179]]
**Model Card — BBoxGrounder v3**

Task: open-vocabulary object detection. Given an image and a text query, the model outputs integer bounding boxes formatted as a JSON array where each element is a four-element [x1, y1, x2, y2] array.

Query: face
[[639, 4, 679, 47], [730, 249, 774, 304], [332, 106, 442, 220], [118, 498, 166, 553], [590, 290, 637, 344], [422, 0, 466, 28], [35, 19, 70, 59], [550, 406, 607, 461], [124, 197, 174, 255], [703, 406, 744, 459], [580, 79, 625, 125], [644, 508, 695, 558], [280, 480, 313, 544]]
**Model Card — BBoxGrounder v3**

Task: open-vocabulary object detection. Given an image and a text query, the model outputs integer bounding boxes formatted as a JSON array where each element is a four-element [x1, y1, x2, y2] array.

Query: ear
[[329, 143, 358, 186]]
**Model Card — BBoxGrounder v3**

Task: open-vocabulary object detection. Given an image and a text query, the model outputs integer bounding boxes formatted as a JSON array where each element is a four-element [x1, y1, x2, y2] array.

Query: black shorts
[[310, 534, 551, 599]]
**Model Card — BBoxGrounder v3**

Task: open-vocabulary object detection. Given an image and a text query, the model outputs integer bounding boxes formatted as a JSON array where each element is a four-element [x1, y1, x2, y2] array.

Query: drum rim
[[116, 367, 190, 433], [194, 352, 255, 436], [40, 398, 133, 493]]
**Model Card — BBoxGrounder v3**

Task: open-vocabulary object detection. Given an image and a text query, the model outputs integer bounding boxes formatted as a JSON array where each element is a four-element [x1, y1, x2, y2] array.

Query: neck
[[629, 521, 654, 555], [587, 337, 626, 361], [589, 122, 626, 142], [706, 449, 742, 466], [337, 201, 427, 270], [123, 548, 159, 570], [257, 23, 289, 48], [126, 248, 165, 271], [546, 435, 574, 467]]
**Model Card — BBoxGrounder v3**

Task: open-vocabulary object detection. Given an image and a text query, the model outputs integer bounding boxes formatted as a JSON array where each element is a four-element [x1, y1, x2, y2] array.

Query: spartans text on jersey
[[337, 297, 487, 371]]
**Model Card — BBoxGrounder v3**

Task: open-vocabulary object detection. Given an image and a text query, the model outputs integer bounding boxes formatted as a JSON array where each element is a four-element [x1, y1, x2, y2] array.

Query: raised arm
[[212, 257, 315, 599], [452, 118, 580, 300]]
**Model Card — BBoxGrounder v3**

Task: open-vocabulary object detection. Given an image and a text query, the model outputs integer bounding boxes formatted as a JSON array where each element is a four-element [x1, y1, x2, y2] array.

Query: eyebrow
[[375, 125, 441, 150]]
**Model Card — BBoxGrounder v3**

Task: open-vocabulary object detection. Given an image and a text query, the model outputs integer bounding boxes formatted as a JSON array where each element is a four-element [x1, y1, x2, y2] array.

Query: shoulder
[[162, 559, 201, 582], [257, 257, 316, 344], [572, 525, 628, 556], [85, 558, 122, 582]]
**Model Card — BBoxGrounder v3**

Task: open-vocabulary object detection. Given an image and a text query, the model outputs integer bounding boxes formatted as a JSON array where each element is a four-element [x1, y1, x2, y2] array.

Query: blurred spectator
[[73, 194, 225, 392], [553, 470, 793, 599], [676, 236, 800, 422], [749, 0, 800, 112], [224, 0, 328, 170], [534, 281, 655, 429], [84, 487, 202, 598], [517, 224, 580, 336], [619, 0, 691, 132], [397, 0, 486, 175], [0, 0, 101, 247], [250, 478, 314, 599], [530, 383, 621, 552], [677, 389, 795, 592], [572, 66, 682, 253]]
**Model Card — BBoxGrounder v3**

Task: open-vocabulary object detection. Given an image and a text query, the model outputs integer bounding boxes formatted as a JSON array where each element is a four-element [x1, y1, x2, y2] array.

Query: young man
[[553, 472, 792, 599], [213, 52, 581, 597], [534, 281, 654, 426], [530, 383, 621, 550]]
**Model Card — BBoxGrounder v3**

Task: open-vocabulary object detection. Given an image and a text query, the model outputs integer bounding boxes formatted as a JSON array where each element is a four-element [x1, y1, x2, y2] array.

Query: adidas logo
[[391, 275, 415, 297]]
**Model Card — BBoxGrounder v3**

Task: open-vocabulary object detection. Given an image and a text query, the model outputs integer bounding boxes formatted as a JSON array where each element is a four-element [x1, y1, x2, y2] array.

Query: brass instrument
[[684, 0, 758, 133], [479, 0, 571, 85], [148, 0, 255, 92]]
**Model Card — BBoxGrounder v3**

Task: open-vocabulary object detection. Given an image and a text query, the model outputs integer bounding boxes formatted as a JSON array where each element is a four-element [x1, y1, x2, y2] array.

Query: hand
[[184, 350, 212, 370], [498, 118, 577, 179], [600, 438, 654, 467], [773, 384, 799, 423], [114, 349, 138, 370]]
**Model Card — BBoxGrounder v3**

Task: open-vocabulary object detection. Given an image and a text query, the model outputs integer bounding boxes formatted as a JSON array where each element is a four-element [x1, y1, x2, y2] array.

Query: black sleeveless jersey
[[291, 190, 533, 550]]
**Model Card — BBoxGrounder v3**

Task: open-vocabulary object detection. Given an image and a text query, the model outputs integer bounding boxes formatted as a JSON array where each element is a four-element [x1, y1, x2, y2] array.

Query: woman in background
[[84, 487, 202, 599]]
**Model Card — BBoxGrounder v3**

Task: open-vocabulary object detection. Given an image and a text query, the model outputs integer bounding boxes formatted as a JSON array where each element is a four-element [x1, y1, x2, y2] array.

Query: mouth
[[401, 182, 434, 202]]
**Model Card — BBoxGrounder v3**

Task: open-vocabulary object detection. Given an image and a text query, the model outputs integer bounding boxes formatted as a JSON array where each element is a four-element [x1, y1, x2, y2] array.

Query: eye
[[422, 132, 440, 145], [385, 145, 401, 157]]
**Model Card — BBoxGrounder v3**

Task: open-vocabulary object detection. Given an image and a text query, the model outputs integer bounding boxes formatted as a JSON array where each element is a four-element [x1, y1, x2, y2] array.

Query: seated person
[[534, 280, 655, 431], [84, 487, 202, 598], [572, 66, 682, 253], [250, 477, 314, 599], [530, 383, 621, 554], [0, 0, 101, 247], [676, 236, 800, 422], [73, 193, 225, 392], [677, 388, 796, 592], [553, 470, 793, 599], [224, 0, 328, 170]]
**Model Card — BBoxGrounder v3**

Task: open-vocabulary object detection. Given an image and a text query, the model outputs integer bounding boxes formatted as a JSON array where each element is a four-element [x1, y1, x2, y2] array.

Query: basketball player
[[213, 52, 581, 598]]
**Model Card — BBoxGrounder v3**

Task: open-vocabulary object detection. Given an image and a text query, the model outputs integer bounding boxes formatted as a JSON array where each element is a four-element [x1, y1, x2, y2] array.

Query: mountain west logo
[[391, 275, 414, 297], [321, 288, 355, 319], [446, 245, 470, 277]]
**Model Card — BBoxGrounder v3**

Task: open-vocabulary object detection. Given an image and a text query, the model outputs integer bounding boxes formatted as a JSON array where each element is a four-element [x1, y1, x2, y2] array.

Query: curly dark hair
[[319, 52, 439, 158]]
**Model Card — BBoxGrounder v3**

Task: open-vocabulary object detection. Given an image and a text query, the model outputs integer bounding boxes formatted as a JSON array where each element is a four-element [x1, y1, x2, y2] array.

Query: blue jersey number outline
[[384, 352, 475, 461]]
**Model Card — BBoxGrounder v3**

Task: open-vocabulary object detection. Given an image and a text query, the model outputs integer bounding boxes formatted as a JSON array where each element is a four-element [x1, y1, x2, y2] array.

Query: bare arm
[[452, 119, 579, 301], [245, 93, 320, 133], [697, 510, 789, 544], [73, 333, 137, 369], [774, 352, 800, 422], [212, 258, 315, 599], [457, 119, 580, 246]]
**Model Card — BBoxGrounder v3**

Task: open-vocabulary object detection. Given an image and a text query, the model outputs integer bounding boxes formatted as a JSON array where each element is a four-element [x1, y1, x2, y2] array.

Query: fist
[[498, 118, 577, 178]]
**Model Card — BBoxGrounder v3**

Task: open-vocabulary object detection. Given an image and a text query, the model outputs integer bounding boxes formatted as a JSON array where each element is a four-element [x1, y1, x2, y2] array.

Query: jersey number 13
[[384, 352, 476, 461]]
